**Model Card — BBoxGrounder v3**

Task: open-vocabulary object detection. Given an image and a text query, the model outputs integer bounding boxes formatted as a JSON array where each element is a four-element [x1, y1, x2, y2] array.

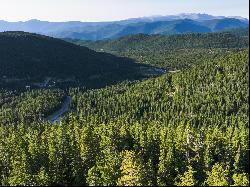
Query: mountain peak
[[27, 19, 41, 22]]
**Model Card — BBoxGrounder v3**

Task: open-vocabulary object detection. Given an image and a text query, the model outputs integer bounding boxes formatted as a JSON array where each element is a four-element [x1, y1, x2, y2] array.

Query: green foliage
[[0, 31, 145, 89], [71, 31, 248, 71], [35, 167, 50, 186], [86, 166, 103, 186], [175, 166, 197, 186], [72, 31, 248, 53], [232, 173, 249, 186], [205, 163, 230, 186], [0, 45, 248, 186], [0, 89, 65, 124], [117, 150, 147, 186]]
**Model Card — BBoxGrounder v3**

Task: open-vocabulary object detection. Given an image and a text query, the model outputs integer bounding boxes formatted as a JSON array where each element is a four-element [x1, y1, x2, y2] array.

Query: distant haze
[[0, 0, 249, 22], [0, 14, 248, 41]]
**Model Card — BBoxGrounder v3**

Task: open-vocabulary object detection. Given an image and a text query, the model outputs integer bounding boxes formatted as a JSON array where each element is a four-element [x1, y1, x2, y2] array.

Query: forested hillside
[[0, 49, 248, 186], [68, 30, 249, 70], [0, 89, 65, 125], [67, 30, 249, 51], [0, 31, 148, 88]]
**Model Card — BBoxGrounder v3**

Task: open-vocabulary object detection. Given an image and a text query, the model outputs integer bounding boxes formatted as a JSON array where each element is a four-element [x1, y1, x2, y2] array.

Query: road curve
[[46, 96, 72, 124]]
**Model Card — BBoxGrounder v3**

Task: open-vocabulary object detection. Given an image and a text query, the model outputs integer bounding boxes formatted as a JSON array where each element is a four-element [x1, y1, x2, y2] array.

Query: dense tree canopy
[[68, 29, 249, 71], [0, 31, 146, 89], [0, 49, 248, 186]]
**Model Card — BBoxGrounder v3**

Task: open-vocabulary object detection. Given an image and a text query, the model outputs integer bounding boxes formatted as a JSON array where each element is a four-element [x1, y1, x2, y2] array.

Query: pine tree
[[175, 166, 197, 186], [232, 173, 249, 186], [205, 163, 230, 186], [117, 150, 147, 186]]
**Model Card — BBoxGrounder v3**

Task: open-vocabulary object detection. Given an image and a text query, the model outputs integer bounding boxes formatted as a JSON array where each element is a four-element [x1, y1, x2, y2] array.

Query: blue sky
[[0, 0, 248, 21]]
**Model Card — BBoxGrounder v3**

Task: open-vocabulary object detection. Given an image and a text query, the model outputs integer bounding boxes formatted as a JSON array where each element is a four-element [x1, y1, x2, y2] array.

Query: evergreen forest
[[0, 28, 249, 186]]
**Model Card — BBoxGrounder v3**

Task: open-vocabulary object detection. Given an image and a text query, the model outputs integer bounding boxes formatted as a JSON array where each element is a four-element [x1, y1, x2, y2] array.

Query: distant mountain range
[[118, 13, 248, 24], [0, 13, 248, 40]]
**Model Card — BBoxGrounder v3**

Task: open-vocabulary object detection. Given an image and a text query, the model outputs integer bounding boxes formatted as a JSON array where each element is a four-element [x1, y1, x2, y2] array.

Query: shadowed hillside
[[0, 32, 150, 88]]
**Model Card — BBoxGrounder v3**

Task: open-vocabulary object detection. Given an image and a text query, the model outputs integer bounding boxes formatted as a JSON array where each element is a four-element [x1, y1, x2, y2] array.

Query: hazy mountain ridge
[[47, 18, 249, 40], [0, 13, 248, 40]]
